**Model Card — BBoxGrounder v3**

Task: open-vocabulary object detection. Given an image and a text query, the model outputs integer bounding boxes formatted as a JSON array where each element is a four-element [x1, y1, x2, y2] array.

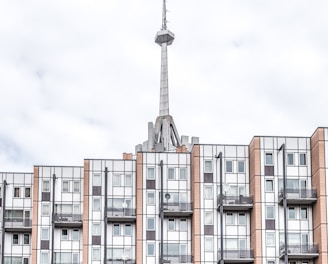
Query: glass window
[[125, 174, 132, 186], [147, 218, 155, 230], [226, 160, 233, 173], [238, 161, 245, 173], [72, 229, 80, 240], [92, 248, 100, 260], [25, 188, 31, 198], [179, 168, 187, 180], [113, 174, 121, 186], [238, 213, 246, 225], [287, 153, 294, 166], [42, 204, 50, 216], [13, 234, 19, 244], [92, 223, 101, 236], [205, 212, 213, 225], [266, 206, 274, 219], [205, 237, 213, 251], [266, 179, 274, 192], [226, 213, 234, 225], [41, 252, 49, 264], [204, 160, 213, 173], [24, 234, 30, 244], [113, 224, 120, 236], [267, 261, 275, 264], [168, 219, 175, 231], [301, 208, 308, 220], [41, 228, 49, 240], [93, 198, 101, 211], [62, 181, 69, 192], [147, 192, 155, 205], [61, 229, 68, 240], [204, 186, 213, 199], [23, 258, 29, 264], [168, 168, 175, 180], [180, 219, 187, 231], [14, 187, 20, 198], [72, 253, 79, 264], [265, 153, 273, 165], [125, 224, 132, 236], [147, 167, 155, 179], [288, 207, 296, 219], [73, 181, 80, 193], [93, 174, 101, 186], [42, 180, 50, 192], [266, 233, 275, 246], [300, 153, 307, 166], [147, 242, 155, 256]]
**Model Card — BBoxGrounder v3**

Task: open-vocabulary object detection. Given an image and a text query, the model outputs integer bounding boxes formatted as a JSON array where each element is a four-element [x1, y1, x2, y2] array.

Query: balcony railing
[[280, 244, 319, 259], [107, 208, 136, 222], [218, 249, 254, 263], [218, 195, 253, 211], [106, 259, 136, 264], [54, 214, 83, 227], [4, 218, 32, 231], [279, 188, 317, 205], [161, 254, 192, 263], [162, 202, 193, 217]]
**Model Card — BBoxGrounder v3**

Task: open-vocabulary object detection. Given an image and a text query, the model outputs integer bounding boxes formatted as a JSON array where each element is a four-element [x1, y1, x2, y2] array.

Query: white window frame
[[179, 168, 187, 180], [113, 224, 120, 236], [93, 174, 101, 186], [266, 206, 275, 219], [225, 160, 233, 173], [205, 211, 214, 225], [42, 180, 50, 192], [93, 197, 101, 211], [266, 233, 275, 246], [113, 174, 121, 186], [265, 153, 273, 165], [237, 160, 245, 173], [287, 153, 294, 166], [62, 181, 69, 192], [147, 191, 155, 205], [147, 217, 155, 230], [300, 153, 307, 166], [147, 242, 155, 256], [125, 174, 132, 186], [147, 167, 155, 180], [92, 248, 101, 261], [61, 229, 68, 240], [226, 213, 234, 225], [42, 204, 50, 216], [204, 160, 213, 173], [73, 181, 80, 193], [168, 219, 175, 231], [265, 179, 274, 192]]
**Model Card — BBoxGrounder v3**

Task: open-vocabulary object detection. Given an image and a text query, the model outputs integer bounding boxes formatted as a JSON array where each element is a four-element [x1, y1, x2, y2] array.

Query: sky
[[0, 0, 328, 172]]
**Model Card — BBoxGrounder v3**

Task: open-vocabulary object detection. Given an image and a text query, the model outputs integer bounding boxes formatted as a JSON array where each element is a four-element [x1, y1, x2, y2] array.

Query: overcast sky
[[1, 0, 328, 171]]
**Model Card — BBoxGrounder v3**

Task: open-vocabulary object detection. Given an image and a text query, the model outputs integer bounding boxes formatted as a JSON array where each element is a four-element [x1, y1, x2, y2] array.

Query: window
[[265, 153, 273, 165], [300, 153, 307, 165], [180, 168, 187, 180], [23, 258, 29, 264], [13, 234, 19, 244], [266, 206, 274, 219], [226, 160, 233, 173], [72, 253, 79, 264], [93, 198, 101, 211], [92, 248, 100, 260], [24, 234, 30, 244], [205, 212, 213, 225], [266, 233, 275, 246], [238, 213, 246, 225], [125, 174, 132, 186], [62, 181, 69, 192], [238, 160, 245, 173], [42, 180, 50, 192], [266, 179, 274, 192], [288, 207, 296, 219], [147, 167, 155, 179], [147, 242, 155, 256], [25, 188, 31, 198], [147, 218, 155, 230], [93, 174, 101, 186], [72, 229, 80, 240], [205, 237, 213, 251], [267, 261, 275, 264], [301, 208, 308, 219], [147, 192, 155, 205], [61, 229, 68, 240], [226, 213, 234, 225], [180, 219, 187, 231], [113, 224, 120, 236], [168, 219, 175, 231], [92, 223, 101, 236], [125, 224, 132, 236], [204, 186, 213, 199], [41, 252, 49, 264], [41, 228, 49, 240], [73, 181, 80, 193], [113, 174, 121, 186], [168, 168, 175, 180], [204, 160, 213, 173], [14, 187, 20, 198], [287, 153, 294, 165], [42, 204, 50, 216]]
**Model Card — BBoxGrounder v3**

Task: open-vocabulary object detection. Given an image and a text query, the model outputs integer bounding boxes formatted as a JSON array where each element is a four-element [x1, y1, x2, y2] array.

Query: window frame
[[167, 168, 175, 180], [237, 160, 245, 173], [14, 187, 20, 198], [179, 168, 187, 180], [113, 224, 120, 236], [12, 233, 19, 245], [265, 179, 274, 192], [225, 160, 233, 173], [62, 181, 69, 192], [265, 153, 273, 165], [266, 206, 275, 219], [300, 153, 307, 166], [287, 153, 294, 166], [73, 181, 80, 193], [204, 160, 213, 173], [25, 187, 31, 198], [147, 167, 155, 180], [42, 180, 50, 192]]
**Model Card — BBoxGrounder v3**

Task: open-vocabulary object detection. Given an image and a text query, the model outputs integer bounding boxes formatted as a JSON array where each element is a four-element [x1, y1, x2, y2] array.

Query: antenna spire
[[162, 0, 167, 30]]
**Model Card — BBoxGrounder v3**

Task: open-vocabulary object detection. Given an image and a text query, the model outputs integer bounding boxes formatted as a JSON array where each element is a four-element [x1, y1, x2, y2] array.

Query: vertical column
[[83, 160, 90, 264], [31, 166, 39, 264], [249, 137, 262, 264], [191, 145, 201, 263], [136, 153, 143, 263], [311, 128, 328, 263]]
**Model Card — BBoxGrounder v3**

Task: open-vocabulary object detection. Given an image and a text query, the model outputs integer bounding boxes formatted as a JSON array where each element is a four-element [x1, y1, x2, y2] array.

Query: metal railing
[[218, 249, 254, 260], [218, 195, 253, 206], [163, 202, 193, 212], [53, 214, 82, 222], [161, 254, 192, 263], [279, 188, 317, 200], [280, 244, 318, 255], [4, 218, 32, 228], [107, 208, 136, 217], [106, 259, 136, 264]]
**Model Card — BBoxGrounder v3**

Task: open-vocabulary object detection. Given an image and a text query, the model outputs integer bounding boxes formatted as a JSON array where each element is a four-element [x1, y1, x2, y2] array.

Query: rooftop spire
[[162, 0, 167, 30]]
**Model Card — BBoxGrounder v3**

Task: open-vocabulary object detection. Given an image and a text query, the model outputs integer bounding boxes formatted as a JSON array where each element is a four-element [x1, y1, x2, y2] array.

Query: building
[[1, 1, 328, 264]]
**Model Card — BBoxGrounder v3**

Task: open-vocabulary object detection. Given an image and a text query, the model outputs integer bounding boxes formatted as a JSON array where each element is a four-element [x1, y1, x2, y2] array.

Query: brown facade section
[[249, 137, 262, 264], [136, 153, 143, 264], [83, 160, 90, 264], [191, 145, 201, 263], [311, 128, 328, 264], [31, 166, 39, 264]]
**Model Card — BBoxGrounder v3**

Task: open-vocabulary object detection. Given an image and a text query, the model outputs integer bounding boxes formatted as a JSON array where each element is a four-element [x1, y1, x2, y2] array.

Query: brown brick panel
[[83, 160, 90, 264], [136, 153, 143, 264], [31, 166, 39, 264]]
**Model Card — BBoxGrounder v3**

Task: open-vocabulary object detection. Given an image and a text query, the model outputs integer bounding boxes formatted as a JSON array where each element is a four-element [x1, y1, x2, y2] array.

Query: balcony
[[54, 214, 83, 227], [107, 208, 136, 222], [4, 218, 32, 232], [163, 202, 193, 217], [218, 195, 253, 211], [106, 259, 135, 264], [279, 188, 317, 205], [279, 244, 319, 259], [217, 249, 254, 263], [161, 254, 192, 263]]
